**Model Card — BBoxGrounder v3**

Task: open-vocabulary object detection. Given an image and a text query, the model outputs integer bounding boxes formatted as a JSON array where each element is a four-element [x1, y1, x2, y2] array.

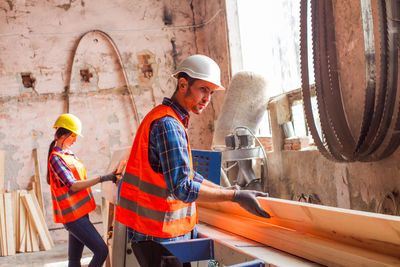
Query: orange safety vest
[[115, 105, 197, 238], [49, 151, 96, 223]]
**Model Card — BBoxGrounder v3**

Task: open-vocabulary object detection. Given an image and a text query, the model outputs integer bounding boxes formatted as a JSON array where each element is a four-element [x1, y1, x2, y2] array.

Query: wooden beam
[[198, 207, 400, 266], [4, 193, 15, 255], [25, 211, 32, 253], [18, 191, 27, 253], [199, 197, 400, 259], [28, 214, 39, 252], [32, 148, 44, 212], [12, 191, 19, 252]]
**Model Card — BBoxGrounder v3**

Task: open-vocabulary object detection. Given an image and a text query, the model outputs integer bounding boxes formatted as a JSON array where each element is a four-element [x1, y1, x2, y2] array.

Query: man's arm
[[196, 183, 234, 202], [199, 177, 221, 189], [151, 117, 201, 203]]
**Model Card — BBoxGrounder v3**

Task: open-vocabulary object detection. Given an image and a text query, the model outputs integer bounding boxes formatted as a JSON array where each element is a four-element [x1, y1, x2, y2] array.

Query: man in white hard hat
[[115, 55, 269, 267]]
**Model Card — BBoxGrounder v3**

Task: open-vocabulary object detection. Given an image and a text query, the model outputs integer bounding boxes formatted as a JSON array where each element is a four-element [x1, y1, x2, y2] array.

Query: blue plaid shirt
[[49, 146, 77, 188], [128, 97, 204, 242]]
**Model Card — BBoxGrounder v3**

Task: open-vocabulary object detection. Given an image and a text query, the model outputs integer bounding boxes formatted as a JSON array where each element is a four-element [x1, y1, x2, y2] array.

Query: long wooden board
[[28, 214, 39, 252], [0, 193, 6, 255], [21, 191, 54, 250], [4, 193, 15, 255], [198, 197, 400, 258], [101, 148, 130, 204], [18, 190, 27, 252], [198, 207, 400, 266], [12, 191, 19, 252]]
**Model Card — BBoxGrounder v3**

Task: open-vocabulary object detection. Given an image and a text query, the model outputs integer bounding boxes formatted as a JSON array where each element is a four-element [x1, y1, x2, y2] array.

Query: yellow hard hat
[[53, 113, 83, 136]]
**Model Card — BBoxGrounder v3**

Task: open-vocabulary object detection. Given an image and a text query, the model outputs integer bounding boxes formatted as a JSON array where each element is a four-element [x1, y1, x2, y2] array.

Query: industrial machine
[[219, 126, 268, 192]]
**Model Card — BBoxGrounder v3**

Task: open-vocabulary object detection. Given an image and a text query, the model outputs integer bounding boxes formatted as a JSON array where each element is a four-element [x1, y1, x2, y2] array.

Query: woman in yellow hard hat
[[47, 113, 118, 267]]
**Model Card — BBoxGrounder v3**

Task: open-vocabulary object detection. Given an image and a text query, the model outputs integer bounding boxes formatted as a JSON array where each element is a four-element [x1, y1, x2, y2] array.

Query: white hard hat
[[172, 54, 225, 90]]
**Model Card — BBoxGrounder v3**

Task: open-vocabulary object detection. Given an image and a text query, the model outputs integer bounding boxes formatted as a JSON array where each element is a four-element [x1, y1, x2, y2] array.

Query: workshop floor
[[0, 241, 93, 267]]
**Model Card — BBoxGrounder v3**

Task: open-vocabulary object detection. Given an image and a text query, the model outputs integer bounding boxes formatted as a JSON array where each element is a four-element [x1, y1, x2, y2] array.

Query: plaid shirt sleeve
[[149, 117, 201, 203], [193, 171, 204, 183], [49, 154, 76, 188]]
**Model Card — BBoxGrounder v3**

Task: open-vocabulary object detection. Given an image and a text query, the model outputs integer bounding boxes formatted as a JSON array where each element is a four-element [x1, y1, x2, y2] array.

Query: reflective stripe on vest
[[115, 105, 197, 238], [49, 151, 96, 223], [52, 191, 94, 216]]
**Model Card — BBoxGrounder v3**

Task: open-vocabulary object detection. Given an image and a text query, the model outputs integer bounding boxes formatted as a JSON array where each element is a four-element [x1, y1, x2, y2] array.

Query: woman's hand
[[99, 172, 121, 183]]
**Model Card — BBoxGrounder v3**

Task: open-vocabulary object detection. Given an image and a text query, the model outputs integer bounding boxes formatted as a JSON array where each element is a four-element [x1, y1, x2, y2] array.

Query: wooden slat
[[4, 193, 15, 255], [25, 213, 32, 253], [28, 215, 39, 252], [0, 193, 6, 256], [0, 150, 4, 193], [102, 148, 130, 204], [12, 191, 19, 252], [32, 148, 44, 212], [21, 191, 54, 250], [199, 197, 400, 258], [18, 191, 27, 253], [198, 207, 400, 266]]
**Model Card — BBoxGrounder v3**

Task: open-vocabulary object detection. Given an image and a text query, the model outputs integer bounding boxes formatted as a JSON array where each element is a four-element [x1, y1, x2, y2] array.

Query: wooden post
[[32, 148, 44, 212]]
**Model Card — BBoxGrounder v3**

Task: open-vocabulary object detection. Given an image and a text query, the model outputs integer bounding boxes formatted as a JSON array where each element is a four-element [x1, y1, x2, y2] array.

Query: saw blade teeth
[[364, 0, 400, 160], [373, 0, 400, 160], [300, 0, 344, 162]]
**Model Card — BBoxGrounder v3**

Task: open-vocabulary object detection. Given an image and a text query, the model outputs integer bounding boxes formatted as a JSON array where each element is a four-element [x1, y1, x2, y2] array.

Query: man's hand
[[232, 190, 270, 218], [99, 173, 121, 183]]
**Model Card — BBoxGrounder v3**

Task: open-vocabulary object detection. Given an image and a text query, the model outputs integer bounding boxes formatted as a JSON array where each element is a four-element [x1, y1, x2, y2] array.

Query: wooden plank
[[198, 207, 400, 266], [197, 224, 318, 267], [101, 148, 130, 204], [28, 214, 39, 252], [4, 193, 15, 255], [0, 193, 6, 256], [21, 192, 54, 250], [0, 150, 4, 193], [12, 191, 19, 253], [25, 213, 32, 253], [199, 197, 400, 258], [32, 148, 44, 212], [18, 191, 27, 252]]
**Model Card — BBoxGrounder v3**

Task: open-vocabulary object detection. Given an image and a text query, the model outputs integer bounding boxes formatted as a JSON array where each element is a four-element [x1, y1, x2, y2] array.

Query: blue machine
[[161, 238, 265, 267], [192, 149, 221, 185]]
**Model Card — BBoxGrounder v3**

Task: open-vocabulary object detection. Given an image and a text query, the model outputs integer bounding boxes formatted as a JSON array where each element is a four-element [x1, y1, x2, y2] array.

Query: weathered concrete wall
[[0, 0, 228, 241]]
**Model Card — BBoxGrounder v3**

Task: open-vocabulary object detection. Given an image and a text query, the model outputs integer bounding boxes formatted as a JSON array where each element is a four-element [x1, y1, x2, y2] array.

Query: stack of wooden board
[[0, 190, 54, 256], [0, 149, 53, 256]]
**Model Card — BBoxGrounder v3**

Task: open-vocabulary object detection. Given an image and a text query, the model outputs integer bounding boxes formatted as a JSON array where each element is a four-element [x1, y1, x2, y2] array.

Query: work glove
[[232, 190, 270, 218], [100, 173, 121, 183]]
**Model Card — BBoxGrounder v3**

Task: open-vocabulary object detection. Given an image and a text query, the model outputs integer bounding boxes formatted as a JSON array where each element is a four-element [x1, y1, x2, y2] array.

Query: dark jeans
[[131, 240, 191, 267], [64, 214, 108, 267]]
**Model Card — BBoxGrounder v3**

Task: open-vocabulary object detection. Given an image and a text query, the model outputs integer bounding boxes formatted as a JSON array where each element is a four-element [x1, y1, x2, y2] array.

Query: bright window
[[235, 0, 315, 137]]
